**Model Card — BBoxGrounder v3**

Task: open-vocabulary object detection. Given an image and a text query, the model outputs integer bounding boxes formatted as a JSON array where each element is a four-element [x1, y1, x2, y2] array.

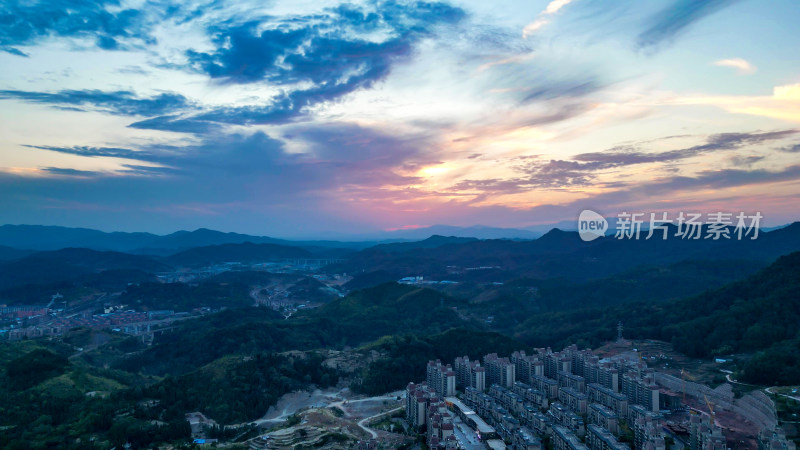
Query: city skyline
[[1, 0, 800, 237]]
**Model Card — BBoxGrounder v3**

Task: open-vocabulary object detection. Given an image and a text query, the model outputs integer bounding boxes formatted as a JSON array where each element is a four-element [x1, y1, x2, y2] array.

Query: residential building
[[427, 360, 457, 397], [549, 402, 585, 437], [531, 374, 559, 399], [588, 403, 620, 436], [559, 386, 588, 415], [758, 427, 797, 450], [621, 370, 659, 412], [551, 425, 589, 450], [455, 356, 487, 391], [558, 371, 587, 393], [512, 426, 543, 450], [586, 424, 630, 450], [485, 353, 516, 387], [406, 382, 438, 428], [588, 383, 629, 418]]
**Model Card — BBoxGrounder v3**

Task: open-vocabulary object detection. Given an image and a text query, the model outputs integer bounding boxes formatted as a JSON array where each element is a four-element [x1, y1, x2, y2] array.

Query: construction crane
[[703, 394, 716, 427], [681, 369, 696, 404]]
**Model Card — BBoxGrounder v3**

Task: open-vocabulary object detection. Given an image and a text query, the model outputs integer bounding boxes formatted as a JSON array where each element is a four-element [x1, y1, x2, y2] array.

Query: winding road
[[725, 373, 800, 402], [357, 406, 404, 439]]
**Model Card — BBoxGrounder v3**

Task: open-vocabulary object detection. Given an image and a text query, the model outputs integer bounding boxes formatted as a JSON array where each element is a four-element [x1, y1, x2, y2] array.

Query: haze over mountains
[[0, 221, 799, 295], [0, 223, 548, 254]]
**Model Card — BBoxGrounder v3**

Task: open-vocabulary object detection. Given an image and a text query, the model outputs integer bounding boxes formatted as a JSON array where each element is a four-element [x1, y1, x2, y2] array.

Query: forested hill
[[113, 283, 474, 376], [512, 251, 800, 384], [328, 222, 800, 284], [163, 242, 313, 267]]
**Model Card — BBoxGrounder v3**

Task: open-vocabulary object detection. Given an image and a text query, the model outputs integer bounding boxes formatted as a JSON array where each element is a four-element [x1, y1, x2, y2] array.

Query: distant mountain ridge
[[164, 242, 314, 268], [330, 222, 800, 283], [0, 223, 544, 253], [368, 235, 479, 253], [0, 224, 373, 254], [0, 248, 170, 288], [380, 225, 542, 240]]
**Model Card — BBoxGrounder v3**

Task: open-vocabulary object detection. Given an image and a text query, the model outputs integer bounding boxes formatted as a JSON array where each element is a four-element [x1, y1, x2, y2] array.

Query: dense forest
[[119, 281, 254, 311], [2, 231, 800, 448], [509, 252, 800, 384]]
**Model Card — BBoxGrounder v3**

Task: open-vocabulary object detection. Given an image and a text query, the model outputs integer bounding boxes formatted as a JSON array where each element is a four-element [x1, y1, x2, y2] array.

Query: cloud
[[714, 58, 757, 75], [0, 89, 191, 116], [637, 0, 739, 49], [128, 115, 222, 134], [283, 122, 432, 187], [41, 167, 101, 177], [23, 121, 432, 189], [188, 39, 415, 127], [519, 79, 603, 103], [186, 26, 309, 84], [513, 165, 800, 228], [181, 1, 464, 125], [3, 122, 445, 234], [451, 158, 602, 197], [187, 2, 464, 86], [669, 82, 800, 123], [119, 164, 183, 176], [0, 0, 147, 55], [775, 84, 800, 101], [729, 155, 764, 167], [447, 129, 798, 197], [640, 165, 800, 195], [24, 145, 152, 160], [779, 143, 800, 153], [573, 130, 798, 167], [522, 0, 576, 38], [25, 133, 286, 176]]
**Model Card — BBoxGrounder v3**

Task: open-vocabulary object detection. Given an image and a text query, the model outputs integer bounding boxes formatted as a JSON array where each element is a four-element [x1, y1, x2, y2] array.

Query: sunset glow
[[0, 0, 799, 237]]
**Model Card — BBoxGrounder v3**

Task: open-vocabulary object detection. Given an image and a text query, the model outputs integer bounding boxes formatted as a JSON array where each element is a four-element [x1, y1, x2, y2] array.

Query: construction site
[[599, 339, 792, 449]]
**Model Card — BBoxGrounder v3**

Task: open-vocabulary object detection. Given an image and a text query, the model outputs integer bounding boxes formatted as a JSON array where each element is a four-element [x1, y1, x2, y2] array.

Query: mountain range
[[0, 223, 545, 255]]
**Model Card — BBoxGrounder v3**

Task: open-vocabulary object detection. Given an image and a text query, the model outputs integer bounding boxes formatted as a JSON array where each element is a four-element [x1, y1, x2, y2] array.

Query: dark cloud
[[0, 0, 146, 55], [41, 167, 100, 177], [182, 1, 464, 125], [778, 143, 800, 153], [26, 132, 287, 176], [119, 164, 184, 176], [188, 1, 464, 86], [730, 155, 765, 167], [3, 123, 438, 234], [452, 158, 601, 197], [450, 130, 798, 197], [519, 80, 603, 103], [186, 25, 309, 84], [573, 130, 797, 168], [507, 165, 800, 230], [285, 122, 430, 186], [0, 89, 191, 116], [128, 115, 222, 134], [3, 1, 467, 132], [637, 0, 740, 49], [24, 122, 428, 187], [25, 145, 151, 160], [640, 165, 800, 195], [192, 61, 412, 126]]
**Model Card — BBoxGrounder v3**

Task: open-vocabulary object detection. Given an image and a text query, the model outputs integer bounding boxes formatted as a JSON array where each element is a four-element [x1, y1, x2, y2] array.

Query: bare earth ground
[[245, 387, 410, 448], [597, 339, 764, 449]]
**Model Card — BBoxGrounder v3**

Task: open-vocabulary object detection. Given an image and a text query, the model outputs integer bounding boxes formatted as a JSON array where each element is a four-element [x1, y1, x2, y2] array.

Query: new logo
[[578, 210, 607, 242]]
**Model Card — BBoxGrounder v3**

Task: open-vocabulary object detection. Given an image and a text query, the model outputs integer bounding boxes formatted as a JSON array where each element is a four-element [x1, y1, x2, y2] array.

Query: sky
[[0, 0, 799, 238]]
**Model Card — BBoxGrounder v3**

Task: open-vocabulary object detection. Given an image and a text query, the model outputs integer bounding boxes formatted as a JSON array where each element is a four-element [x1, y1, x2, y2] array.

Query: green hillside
[[510, 251, 800, 384]]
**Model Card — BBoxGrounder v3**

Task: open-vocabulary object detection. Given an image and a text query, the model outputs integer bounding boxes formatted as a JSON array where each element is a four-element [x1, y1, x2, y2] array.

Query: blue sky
[[0, 0, 799, 237]]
